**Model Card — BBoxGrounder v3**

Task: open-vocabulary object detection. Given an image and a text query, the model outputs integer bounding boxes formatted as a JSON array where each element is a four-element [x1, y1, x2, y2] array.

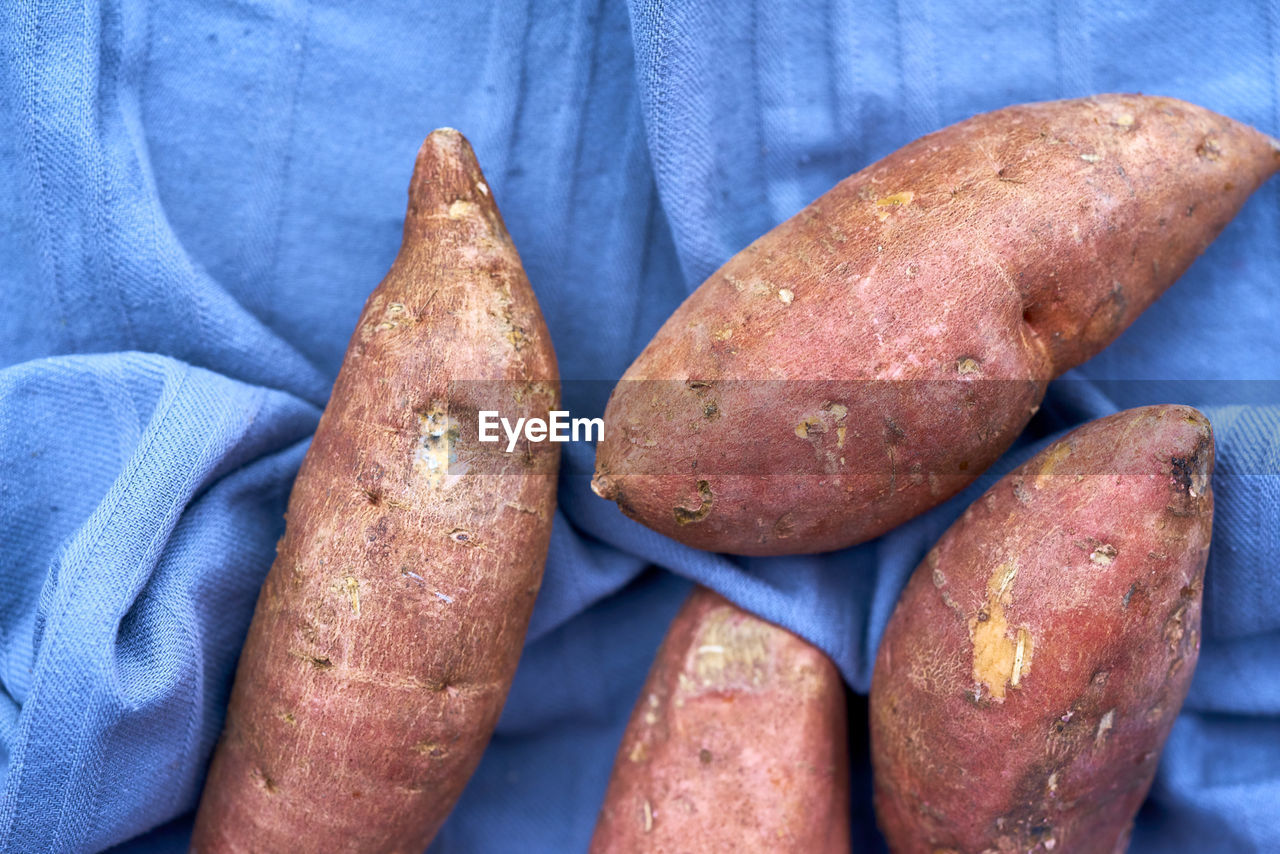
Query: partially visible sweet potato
[[192, 130, 559, 852], [590, 587, 849, 853], [870, 405, 1214, 853], [592, 94, 1275, 555]]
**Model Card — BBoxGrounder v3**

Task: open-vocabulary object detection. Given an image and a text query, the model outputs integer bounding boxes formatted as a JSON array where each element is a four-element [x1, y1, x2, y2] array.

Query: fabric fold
[[0, 353, 317, 851]]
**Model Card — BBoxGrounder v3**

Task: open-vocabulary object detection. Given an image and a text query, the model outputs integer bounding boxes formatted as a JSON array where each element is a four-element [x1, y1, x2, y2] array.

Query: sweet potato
[[592, 94, 1275, 555], [590, 587, 850, 853], [870, 405, 1213, 853], [191, 130, 559, 852]]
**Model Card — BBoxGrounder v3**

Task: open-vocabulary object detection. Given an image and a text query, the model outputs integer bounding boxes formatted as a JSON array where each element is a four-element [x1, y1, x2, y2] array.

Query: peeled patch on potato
[[870, 405, 1214, 854], [590, 588, 850, 853], [593, 94, 1276, 555], [192, 130, 559, 853]]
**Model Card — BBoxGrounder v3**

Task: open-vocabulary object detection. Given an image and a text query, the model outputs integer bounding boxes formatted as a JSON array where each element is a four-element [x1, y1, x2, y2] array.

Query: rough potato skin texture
[[870, 405, 1213, 854], [590, 588, 850, 853], [191, 130, 559, 853], [592, 95, 1275, 555]]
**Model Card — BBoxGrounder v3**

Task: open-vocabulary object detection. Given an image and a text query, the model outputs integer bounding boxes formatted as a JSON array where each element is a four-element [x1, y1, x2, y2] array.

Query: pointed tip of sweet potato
[[589, 472, 618, 501], [406, 128, 503, 226], [1036, 404, 1214, 488], [417, 127, 476, 175]]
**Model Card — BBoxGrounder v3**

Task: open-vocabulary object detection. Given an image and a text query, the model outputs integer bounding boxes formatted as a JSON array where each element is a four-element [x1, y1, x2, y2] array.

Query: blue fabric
[[1, 1, 1277, 851]]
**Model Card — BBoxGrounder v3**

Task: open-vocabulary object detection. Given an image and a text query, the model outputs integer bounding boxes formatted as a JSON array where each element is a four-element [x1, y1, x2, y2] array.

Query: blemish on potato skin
[[295, 652, 333, 671], [808, 402, 849, 448], [1034, 442, 1072, 487], [996, 166, 1025, 184], [969, 562, 1033, 701], [447, 198, 479, 219], [1010, 628, 1030, 688], [672, 480, 714, 525], [1170, 439, 1211, 499], [413, 742, 448, 759], [343, 576, 360, 616], [447, 528, 475, 546], [1162, 603, 1189, 650], [1089, 544, 1118, 566], [1196, 136, 1222, 161], [1094, 709, 1116, 748], [413, 401, 461, 489], [795, 415, 825, 439], [874, 190, 915, 219], [251, 768, 279, 794], [1122, 582, 1142, 609], [686, 611, 770, 692]]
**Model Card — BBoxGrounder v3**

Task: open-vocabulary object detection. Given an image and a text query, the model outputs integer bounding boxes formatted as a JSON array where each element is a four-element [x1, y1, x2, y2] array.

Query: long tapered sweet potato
[[592, 95, 1275, 555], [590, 587, 850, 853], [870, 405, 1213, 853], [191, 129, 559, 852]]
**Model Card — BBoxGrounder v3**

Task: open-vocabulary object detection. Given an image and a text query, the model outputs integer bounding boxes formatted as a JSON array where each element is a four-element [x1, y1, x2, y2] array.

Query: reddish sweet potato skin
[[590, 588, 850, 853], [592, 95, 1275, 555], [191, 130, 559, 853], [870, 405, 1213, 854]]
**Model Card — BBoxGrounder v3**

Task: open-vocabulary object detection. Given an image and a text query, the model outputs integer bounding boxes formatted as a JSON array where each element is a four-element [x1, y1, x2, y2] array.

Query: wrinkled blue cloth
[[1, 1, 1278, 851]]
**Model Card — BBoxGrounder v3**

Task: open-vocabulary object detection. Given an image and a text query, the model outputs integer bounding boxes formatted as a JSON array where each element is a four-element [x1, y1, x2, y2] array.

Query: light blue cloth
[[1, 1, 1277, 851]]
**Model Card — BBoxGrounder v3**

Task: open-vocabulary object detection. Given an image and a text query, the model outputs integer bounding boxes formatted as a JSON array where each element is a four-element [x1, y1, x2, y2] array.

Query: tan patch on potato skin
[[594, 95, 1276, 555], [591, 589, 849, 853], [968, 561, 1034, 701], [192, 130, 560, 853], [870, 406, 1213, 854]]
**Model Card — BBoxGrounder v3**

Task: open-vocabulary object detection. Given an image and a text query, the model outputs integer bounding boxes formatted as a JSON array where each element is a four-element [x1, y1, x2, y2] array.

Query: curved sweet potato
[[870, 405, 1213, 853], [191, 130, 559, 852], [590, 587, 849, 853], [592, 95, 1274, 555]]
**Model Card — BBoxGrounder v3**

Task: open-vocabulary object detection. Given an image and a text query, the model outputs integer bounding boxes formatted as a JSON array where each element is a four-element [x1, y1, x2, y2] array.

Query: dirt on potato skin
[[869, 405, 1214, 854], [590, 588, 850, 853], [191, 130, 560, 854], [593, 94, 1277, 556]]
